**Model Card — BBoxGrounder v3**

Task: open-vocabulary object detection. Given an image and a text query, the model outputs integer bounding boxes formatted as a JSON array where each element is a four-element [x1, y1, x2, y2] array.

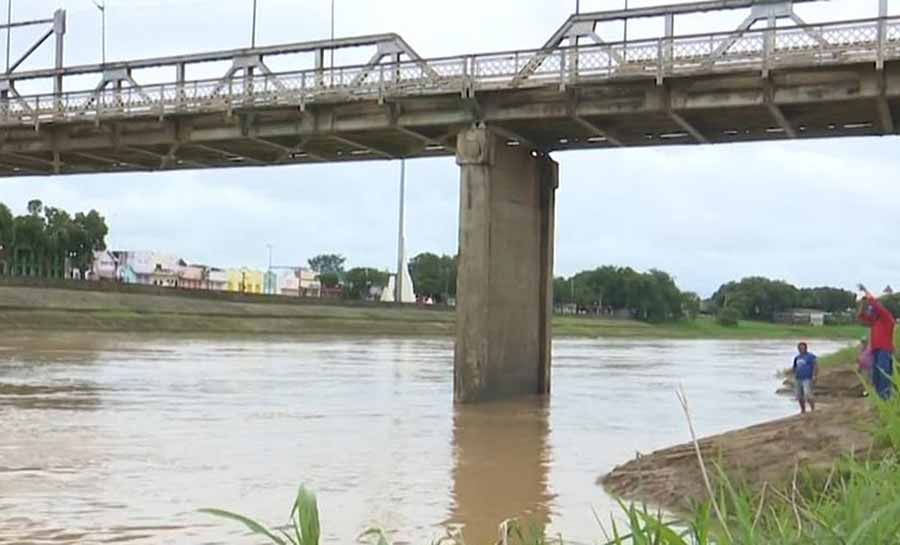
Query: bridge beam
[[454, 125, 556, 403]]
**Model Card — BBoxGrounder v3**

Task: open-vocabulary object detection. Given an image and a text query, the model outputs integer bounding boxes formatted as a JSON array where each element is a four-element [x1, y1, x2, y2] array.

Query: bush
[[716, 307, 740, 327]]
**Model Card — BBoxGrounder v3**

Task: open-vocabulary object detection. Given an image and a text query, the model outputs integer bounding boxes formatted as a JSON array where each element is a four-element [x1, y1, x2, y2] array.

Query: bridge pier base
[[454, 126, 558, 403]]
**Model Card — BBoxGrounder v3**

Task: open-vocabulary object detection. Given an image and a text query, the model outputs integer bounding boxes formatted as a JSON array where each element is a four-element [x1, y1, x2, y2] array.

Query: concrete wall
[[454, 126, 557, 403]]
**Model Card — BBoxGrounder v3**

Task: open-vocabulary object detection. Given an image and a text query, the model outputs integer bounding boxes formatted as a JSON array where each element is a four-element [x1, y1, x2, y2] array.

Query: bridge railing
[[2, 16, 898, 127]]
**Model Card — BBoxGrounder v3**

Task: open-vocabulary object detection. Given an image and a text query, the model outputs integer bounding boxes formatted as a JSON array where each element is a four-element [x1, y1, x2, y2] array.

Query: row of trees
[[711, 277, 857, 321], [553, 266, 699, 323], [307, 253, 870, 326], [306, 252, 457, 302], [0, 199, 109, 278]]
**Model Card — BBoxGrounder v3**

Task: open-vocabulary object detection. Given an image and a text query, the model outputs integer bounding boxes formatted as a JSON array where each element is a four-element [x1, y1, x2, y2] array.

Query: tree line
[[0, 199, 109, 278], [553, 266, 700, 323], [711, 277, 858, 322]]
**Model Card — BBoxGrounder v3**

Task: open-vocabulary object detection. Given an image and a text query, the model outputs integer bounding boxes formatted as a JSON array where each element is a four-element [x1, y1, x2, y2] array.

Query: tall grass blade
[[199, 508, 288, 545]]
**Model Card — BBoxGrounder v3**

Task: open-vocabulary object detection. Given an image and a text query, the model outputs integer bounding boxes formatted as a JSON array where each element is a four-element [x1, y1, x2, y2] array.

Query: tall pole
[[102, 2, 105, 64], [251, 0, 258, 47], [330, 0, 335, 68], [91, 0, 105, 64], [266, 243, 273, 294], [4, 0, 10, 73], [395, 159, 406, 303]]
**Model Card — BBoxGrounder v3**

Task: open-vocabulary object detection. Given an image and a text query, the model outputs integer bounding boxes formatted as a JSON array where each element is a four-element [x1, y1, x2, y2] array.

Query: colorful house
[[226, 268, 264, 294]]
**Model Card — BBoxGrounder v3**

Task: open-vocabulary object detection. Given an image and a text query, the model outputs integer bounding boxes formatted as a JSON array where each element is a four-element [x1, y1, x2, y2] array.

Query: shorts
[[795, 378, 814, 402]]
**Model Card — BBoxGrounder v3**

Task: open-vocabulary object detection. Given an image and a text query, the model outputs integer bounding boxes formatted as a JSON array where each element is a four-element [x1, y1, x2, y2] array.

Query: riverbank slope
[[0, 284, 866, 339], [602, 338, 887, 511]]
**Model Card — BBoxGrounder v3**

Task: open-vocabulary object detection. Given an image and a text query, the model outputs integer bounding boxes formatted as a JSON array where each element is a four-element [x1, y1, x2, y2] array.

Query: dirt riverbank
[[602, 354, 876, 511]]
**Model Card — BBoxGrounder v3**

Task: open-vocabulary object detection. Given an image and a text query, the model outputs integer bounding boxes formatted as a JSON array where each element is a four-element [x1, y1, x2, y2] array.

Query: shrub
[[716, 307, 740, 327]]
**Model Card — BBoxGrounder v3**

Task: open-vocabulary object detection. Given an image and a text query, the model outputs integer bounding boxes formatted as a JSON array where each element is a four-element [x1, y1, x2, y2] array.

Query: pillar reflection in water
[[449, 399, 553, 545]]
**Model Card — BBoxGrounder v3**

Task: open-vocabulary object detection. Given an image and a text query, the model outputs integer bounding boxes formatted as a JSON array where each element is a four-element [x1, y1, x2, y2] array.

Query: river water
[[0, 334, 847, 545]]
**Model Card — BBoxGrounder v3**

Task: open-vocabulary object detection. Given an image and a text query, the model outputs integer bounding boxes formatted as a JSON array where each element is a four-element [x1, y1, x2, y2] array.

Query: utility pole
[[4, 0, 10, 73], [395, 159, 406, 303], [251, 0, 258, 47], [91, 0, 106, 64], [330, 0, 335, 68]]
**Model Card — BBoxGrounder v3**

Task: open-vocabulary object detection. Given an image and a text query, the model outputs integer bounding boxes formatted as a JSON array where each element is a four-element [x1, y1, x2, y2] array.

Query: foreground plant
[[200, 485, 320, 545]]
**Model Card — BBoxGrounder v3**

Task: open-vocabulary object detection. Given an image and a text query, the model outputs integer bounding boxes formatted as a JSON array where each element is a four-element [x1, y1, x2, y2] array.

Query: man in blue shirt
[[793, 342, 818, 414]]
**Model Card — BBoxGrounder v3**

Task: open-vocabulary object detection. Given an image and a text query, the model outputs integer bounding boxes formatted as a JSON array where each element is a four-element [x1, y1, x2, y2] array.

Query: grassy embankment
[[0, 285, 867, 339]]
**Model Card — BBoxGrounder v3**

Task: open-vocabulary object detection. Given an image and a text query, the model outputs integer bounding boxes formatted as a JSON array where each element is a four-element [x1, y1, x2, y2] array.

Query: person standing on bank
[[793, 342, 818, 414], [858, 284, 896, 400]]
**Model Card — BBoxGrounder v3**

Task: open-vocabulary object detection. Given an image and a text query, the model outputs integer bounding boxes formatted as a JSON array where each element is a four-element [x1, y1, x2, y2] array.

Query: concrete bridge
[[4, 0, 897, 401]]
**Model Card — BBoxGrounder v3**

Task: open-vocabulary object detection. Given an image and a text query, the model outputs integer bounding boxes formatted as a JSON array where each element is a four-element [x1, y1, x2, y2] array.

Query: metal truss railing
[[1, 16, 897, 128]]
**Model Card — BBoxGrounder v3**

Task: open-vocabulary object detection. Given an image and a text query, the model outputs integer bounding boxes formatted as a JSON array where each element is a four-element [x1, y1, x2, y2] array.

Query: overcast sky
[[0, 0, 895, 296]]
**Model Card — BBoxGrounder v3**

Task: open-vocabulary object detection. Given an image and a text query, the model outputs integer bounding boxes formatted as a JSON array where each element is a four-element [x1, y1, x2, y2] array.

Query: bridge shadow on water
[[448, 398, 554, 545]]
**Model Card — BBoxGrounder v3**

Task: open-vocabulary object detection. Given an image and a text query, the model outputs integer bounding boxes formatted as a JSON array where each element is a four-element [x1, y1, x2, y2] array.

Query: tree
[[0, 203, 12, 251], [555, 265, 689, 322], [317, 272, 340, 289], [717, 306, 741, 327], [682, 292, 702, 320], [308, 254, 346, 274], [798, 287, 856, 313], [343, 268, 389, 299], [27, 199, 43, 217], [70, 210, 109, 273], [409, 253, 457, 301], [711, 277, 799, 320], [0, 200, 108, 278]]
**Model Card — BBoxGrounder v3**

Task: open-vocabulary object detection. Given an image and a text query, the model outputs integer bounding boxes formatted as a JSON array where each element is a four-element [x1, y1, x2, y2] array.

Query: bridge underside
[[0, 61, 898, 176]]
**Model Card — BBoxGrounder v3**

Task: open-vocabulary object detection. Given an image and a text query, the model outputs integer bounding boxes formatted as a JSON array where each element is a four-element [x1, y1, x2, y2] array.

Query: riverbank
[[602, 336, 890, 514], [0, 285, 867, 340]]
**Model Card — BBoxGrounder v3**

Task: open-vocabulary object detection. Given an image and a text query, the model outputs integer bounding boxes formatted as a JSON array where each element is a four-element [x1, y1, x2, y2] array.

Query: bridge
[[5, 0, 896, 402]]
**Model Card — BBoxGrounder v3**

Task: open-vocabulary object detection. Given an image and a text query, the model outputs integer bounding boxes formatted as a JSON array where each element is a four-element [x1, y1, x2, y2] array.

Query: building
[[226, 268, 263, 294], [297, 268, 321, 298], [115, 252, 181, 286], [91, 251, 120, 281], [207, 268, 228, 291], [178, 263, 206, 290], [775, 309, 828, 327], [279, 271, 300, 296]]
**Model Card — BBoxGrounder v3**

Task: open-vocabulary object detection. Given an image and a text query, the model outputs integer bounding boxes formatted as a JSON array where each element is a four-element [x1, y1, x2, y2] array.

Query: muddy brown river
[[0, 334, 846, 544]]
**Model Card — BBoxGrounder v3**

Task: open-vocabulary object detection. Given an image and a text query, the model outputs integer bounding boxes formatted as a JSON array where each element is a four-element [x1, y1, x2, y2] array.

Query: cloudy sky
[[0, 0, 896, 296]]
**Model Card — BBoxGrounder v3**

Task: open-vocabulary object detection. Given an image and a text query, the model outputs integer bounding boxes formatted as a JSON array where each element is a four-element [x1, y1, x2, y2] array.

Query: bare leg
[[809, 398, 815, 412], [799, 399, 806, 413]]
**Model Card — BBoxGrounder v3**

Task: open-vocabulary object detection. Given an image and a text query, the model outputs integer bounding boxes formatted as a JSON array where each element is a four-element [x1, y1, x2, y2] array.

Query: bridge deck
[[0, 15, 898, 176]]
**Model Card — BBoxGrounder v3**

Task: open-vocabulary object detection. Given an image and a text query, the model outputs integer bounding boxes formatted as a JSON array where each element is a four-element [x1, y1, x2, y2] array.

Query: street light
[[5, 0, 11, 73], [251, 0, 258, 48], [91, 0, 106, 64], [330, 0, 335, 69]]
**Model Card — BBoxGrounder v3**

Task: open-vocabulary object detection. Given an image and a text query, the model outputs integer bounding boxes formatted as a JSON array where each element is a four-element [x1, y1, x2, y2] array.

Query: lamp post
[[251, 0, 258, 47], [329, 0, 336, 87], [91, 0, 106, 64], [5, 0, 11, 73]]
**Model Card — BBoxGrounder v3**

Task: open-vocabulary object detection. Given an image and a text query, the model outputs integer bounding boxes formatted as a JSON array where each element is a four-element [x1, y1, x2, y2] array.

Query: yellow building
[[226, 268, 264, 294]]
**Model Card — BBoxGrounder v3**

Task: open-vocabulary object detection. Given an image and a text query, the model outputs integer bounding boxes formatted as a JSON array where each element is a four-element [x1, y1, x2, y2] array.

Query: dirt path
[[601, 361, 876, 511]]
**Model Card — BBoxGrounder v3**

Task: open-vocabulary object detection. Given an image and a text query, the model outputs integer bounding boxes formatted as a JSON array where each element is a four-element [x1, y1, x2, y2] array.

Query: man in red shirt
[[858, 284, 896, 399]]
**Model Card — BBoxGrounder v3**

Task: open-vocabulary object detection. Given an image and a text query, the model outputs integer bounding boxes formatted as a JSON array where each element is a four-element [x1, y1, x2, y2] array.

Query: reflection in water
[[450, 400, 552, 545]]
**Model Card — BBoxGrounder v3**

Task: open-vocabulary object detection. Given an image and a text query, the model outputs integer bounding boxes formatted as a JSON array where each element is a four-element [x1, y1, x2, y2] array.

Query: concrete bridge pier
[[454, 125, 558, 403]]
